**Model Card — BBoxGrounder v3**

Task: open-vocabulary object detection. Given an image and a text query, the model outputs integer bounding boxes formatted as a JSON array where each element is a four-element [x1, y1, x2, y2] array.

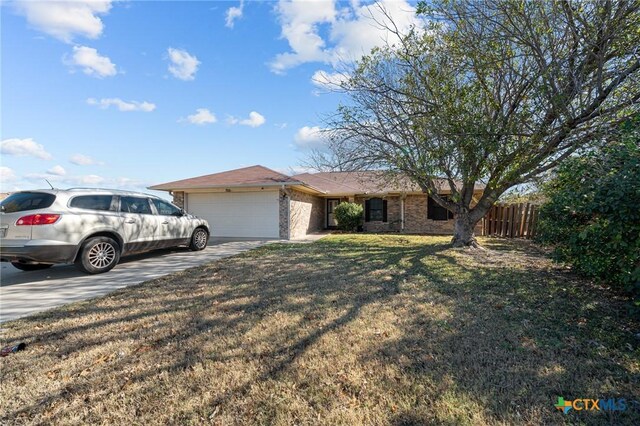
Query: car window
[[69, 195, 114, 211], [119, 196, 152, 214], [0, 192, 56, 213], [151, 199, 182, 216]]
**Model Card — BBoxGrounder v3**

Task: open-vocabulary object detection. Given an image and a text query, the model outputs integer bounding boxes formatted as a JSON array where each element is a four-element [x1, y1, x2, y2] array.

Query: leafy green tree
[[537, 119, 640, 303], [334, 202, 364, 232], [315, 0, 640, 247]]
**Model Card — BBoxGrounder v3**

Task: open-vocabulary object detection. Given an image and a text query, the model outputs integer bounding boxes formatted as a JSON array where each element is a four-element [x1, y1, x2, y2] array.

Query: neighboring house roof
[[149, 165, 303, 190], [150, 165, 485, 195]]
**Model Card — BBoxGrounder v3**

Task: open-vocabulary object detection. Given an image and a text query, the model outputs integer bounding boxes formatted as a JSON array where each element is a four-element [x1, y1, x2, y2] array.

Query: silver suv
[[0, 189, 210, 274]]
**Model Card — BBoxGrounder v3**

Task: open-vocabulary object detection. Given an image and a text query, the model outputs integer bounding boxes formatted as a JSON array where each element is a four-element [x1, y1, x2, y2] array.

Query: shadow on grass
[[2, 235, 638, 425]]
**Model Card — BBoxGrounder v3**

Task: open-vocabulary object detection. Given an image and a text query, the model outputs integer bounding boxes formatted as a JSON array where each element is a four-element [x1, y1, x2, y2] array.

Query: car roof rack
[[65, 187, 155, 196]]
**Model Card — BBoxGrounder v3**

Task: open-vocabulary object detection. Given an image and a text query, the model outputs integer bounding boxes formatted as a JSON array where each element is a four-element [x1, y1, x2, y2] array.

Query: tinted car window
[[70, 195, 113, 211], [119, 197, 152, 214], [0, 192, 56, 213], [152, 199, 182, 216]]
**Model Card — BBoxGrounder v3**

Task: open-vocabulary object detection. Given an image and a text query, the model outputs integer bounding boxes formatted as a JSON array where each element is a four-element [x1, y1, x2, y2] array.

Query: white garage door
[[187, 192, 280, 238]]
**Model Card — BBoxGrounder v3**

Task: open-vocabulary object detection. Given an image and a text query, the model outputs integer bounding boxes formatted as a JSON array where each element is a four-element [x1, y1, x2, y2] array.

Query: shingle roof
[[149, 165, 300, 190], [292, 171, 485, 195], [150, 165, 485, 195], [291, 171, 417, 194]]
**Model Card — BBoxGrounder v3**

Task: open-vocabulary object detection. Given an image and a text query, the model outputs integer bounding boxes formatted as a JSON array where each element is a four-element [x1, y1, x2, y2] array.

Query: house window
[[427, 196, 453, 221], [365, 198, 387, 222]]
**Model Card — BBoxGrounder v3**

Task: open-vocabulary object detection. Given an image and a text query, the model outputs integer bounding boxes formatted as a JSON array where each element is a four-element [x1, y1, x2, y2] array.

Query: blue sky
[[1, 0, 419, 197]]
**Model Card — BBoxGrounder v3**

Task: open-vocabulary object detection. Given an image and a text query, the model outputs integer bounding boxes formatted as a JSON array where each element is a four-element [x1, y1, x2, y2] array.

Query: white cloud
[[65, 45, 117, 77], [1, 138, 53, 160], [47, 165, 67, 176], [270, 0, 336, 74], [167, 48, 200, 81], [293, 126, 329, 150], [183, 108, 217, 125], [13, 0, 113, 43], [270, 0, 420, 74], [70, 153, 97, 165], [76, 174, 105, 185], [87, 97, 156, 112], [311, 69, 349, 90], [225, 1, 244, 28], [228, 111, 266, 128], [0, 167, 17, 182]]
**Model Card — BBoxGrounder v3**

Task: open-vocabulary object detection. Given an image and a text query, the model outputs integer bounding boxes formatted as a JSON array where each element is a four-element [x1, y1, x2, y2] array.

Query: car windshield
[[0, 192, 56, 213]]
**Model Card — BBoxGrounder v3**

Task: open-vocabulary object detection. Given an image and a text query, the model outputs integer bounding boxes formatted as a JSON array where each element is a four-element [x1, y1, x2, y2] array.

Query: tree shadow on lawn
[[380, 261, 639, 425], [2, 235, 638, 425]]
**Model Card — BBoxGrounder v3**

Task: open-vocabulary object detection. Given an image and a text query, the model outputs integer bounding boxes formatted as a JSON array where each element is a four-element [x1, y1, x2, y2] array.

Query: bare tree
[[315, 0, 640, 247]]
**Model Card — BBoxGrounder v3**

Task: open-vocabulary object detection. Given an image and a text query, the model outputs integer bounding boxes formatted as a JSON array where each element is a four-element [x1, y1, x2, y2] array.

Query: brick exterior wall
[[172, 191, 185, 209], [355, 196, 403, 232], [278, 189, 288, 239], [279, 188, 325, 239], [353, 194, 482, 235], [402, 194, 455, 234]]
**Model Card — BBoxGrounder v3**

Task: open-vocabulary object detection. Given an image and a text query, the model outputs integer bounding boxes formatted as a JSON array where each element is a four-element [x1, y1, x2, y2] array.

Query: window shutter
[[382, 200, 388, 222], [365, 199, 371, 222]]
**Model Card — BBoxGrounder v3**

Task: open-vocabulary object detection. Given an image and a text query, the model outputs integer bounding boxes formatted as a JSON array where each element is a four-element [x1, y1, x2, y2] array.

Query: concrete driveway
[[0, 238, 270, 323]]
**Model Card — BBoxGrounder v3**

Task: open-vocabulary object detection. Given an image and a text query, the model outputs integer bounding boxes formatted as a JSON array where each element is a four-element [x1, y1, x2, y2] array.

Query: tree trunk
[[451, 211, 481, 248]]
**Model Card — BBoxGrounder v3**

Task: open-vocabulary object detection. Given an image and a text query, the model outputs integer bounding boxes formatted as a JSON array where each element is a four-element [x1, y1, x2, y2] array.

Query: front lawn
[[1, 235, 638, 425]]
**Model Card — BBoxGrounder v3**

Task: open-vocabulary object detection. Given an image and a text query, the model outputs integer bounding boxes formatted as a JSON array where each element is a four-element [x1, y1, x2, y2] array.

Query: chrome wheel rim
[[88, 242, 116, 269], [194, 230, 207, 249]]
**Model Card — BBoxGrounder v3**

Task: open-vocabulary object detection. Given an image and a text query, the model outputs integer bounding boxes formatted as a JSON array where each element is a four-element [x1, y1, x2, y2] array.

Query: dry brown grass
[[1, 235, 638, 425]]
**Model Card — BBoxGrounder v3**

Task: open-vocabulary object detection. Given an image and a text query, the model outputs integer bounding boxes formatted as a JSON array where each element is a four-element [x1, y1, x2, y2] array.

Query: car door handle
[[162, 221, 169, 225], [125, 219, 136, 224]]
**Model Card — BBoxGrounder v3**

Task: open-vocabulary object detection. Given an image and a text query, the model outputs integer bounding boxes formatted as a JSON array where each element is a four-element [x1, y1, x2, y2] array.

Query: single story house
[[149, 165, 484, 239]]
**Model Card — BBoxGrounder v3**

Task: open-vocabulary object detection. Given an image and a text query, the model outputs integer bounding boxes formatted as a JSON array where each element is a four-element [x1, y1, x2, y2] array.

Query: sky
[[1, 0, 421, 197]]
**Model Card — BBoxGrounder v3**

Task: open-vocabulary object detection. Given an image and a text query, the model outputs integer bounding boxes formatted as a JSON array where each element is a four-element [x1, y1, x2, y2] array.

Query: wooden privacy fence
[[482, 203, 539, 239]]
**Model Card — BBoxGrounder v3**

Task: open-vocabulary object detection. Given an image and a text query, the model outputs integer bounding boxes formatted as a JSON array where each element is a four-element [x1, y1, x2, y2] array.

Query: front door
[[327, 199, 340, 228]]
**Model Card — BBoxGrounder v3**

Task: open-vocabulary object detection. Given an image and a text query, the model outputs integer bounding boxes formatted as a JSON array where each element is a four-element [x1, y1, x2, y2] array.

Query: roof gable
[[150, 165, 298, 190]]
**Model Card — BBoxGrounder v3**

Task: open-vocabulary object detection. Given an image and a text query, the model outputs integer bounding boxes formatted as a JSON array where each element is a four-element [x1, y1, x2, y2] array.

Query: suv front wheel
[[190, 228, 209, 251], [75, 236, 121, 274]]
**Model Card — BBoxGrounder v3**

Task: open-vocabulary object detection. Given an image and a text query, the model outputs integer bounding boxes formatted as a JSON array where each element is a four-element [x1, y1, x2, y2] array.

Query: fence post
[[529, 205, 539, 239], [501, 204, 508, 237]]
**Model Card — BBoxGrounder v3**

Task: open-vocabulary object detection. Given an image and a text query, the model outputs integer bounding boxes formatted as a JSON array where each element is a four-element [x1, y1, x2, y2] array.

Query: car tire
[[11, 262, 53, 271], [189, 227, 209, 251], [75, 236, 121, 274]]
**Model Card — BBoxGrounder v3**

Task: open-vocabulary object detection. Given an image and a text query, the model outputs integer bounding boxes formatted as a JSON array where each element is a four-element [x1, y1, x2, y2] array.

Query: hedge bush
[[334, 202, 363, 232], [536, 119, 640, 306]]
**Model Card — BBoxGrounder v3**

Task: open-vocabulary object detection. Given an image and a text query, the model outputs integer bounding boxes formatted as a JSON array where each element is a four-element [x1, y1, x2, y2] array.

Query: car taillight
[[16, 214, 61, 226]]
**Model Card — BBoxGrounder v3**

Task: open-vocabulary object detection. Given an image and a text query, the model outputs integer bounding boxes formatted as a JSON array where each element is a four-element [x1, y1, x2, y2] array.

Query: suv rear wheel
[[75, 236, 121, 274], [11, 262, 53, 271]]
